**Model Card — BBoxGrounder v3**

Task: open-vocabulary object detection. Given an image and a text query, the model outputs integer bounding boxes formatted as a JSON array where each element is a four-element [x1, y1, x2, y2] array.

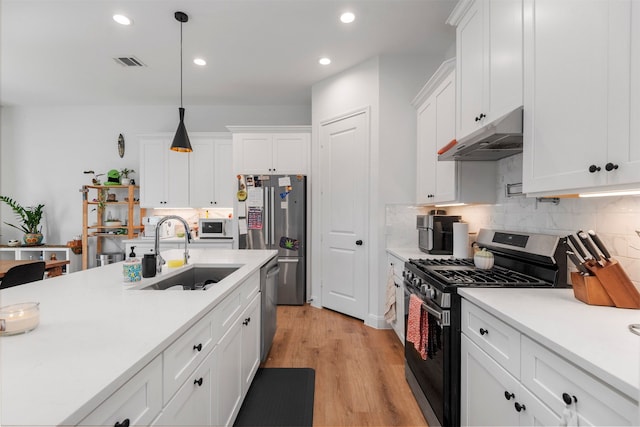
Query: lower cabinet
[[217, 292, 262, 426], [152, 349, 217, 426], [461, 299, 638, 426], [461, 334, 559, 426], [78, 356, 163, 426], [386, 253, 405, 342], [78, 268, 265, 427]]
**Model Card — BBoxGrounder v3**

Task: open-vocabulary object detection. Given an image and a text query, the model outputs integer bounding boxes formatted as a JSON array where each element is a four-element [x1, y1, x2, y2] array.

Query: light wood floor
[[261, 304, 428, 427]]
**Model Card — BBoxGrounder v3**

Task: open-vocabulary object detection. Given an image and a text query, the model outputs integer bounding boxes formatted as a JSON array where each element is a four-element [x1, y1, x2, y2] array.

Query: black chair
[[0, 262, 46, 289]]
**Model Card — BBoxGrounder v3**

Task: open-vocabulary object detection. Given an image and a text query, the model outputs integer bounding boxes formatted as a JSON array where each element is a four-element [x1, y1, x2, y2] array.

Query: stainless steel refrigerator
[[238, 174, 306, 305]]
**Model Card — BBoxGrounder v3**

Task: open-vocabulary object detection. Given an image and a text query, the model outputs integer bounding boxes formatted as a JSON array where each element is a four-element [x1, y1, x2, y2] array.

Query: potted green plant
[[0, 195, 45, 245], [119, 168, 135, 185]]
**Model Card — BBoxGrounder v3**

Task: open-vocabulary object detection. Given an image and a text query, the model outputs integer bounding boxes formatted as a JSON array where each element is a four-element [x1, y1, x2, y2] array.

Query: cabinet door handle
[[479, 113, 486, 119], [114, 419, 130, 427], [588, 165, 601, 173], [194, 377, 203, 386], [514, 402, 526, 412], [504, 391, 515, 400], [193, 343, 202, 352], [605, 162, 619, 171], [243, 317, 250, 326], [562, 393, 578, 405], [479, 328, 489, 336]]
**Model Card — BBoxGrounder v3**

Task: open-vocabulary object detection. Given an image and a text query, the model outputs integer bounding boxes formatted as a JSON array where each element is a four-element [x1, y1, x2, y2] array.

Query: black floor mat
[[234, 368, 315, 427]]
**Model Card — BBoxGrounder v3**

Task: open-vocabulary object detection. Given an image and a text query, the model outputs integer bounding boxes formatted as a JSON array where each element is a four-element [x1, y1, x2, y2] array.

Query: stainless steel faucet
[[155, 215, 191, 273]]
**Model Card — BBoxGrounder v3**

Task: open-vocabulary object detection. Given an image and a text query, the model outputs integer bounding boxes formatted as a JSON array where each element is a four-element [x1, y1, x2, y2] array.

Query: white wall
[[311, 54, 446, 328], [0, 104, 310, 246]]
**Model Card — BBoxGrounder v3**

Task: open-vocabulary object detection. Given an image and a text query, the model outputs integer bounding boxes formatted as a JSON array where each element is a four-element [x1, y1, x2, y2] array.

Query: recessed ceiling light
[[194, 58, 207, 66], [113, 14, 132, 25], [319, 57, 331, 66], [340, 12, 355, 24]]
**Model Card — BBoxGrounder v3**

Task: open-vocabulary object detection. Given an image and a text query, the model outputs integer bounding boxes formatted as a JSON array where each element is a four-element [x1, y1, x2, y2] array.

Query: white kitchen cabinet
[[521, 336, 638, 426], [228, 126, 311, 175], [461, 334, 560, 426], [189, 136, 234, 208], [216, 315, 243, 427], [386, 253, 405, 342], [152, 348, 217, 427], [522, 0, 640, 195], [448, 0, 523, 141], [79, 356, 163, 426], [139, 135, 190, 208], [162, 308, 217, 404], [413, 59, 497, 206], [461, 298, 637, 426], [240, 293, 261, 392]]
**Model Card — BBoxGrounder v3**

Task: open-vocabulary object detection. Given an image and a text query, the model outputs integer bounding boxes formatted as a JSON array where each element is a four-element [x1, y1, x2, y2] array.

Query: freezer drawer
[[277, 257, 305, 305]]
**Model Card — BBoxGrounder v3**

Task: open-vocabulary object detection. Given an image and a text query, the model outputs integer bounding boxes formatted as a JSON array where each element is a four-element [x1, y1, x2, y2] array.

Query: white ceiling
[[0, 0, 456, 107]]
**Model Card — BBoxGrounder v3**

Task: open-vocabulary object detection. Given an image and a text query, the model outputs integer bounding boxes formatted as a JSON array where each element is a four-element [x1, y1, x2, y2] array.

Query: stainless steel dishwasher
[[261, 256, 280, 361]]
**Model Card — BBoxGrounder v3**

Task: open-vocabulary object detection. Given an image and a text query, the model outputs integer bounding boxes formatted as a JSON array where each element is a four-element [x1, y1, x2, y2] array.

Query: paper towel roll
[[453, 222, 469, 259]]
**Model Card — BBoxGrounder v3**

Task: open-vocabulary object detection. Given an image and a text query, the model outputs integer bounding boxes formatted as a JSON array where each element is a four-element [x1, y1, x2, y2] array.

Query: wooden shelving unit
[[81, 185, 146, 270]]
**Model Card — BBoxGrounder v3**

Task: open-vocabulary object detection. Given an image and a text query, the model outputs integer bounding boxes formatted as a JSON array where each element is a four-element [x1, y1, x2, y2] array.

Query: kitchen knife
[[566, 251, 590, 275], [587, 230, 611, 261], [578, 231, 605, 267], [564, 236, 586, 264], [567, 234, 588, 260]]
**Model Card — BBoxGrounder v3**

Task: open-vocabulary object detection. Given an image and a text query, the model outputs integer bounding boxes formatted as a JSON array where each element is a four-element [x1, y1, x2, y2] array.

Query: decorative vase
[[23, 233, 43, 246]]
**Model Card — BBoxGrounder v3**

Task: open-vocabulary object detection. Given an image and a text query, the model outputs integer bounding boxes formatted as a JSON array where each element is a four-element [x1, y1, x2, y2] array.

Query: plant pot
[[121, 178, 131, 185], [23, 233, 43, 246]]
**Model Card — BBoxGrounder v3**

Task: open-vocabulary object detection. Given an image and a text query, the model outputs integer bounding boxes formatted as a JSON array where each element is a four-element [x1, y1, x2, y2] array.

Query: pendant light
[[170, 11, 192, 152]]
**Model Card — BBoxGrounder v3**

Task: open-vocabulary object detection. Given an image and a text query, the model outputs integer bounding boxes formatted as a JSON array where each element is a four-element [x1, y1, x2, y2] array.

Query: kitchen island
[[0, 248, 276, 426], [459, 287, 640, 425]]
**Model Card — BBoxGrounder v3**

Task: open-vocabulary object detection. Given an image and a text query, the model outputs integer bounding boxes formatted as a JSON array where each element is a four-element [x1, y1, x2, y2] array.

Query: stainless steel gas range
[[402, 229, 569, 426]]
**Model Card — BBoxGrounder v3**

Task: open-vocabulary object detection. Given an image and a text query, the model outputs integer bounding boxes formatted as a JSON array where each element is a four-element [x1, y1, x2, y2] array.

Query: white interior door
[[320, 111, 369, 320]]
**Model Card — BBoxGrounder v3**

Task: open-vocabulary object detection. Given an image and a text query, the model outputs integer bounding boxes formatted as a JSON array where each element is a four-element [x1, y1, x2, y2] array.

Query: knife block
[[570, 272, 614, 307], [584, 259, 640, 309]]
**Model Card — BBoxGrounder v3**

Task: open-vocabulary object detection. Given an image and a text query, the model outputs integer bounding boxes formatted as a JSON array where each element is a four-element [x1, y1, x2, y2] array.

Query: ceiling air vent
[[113, 56, 146, 67]]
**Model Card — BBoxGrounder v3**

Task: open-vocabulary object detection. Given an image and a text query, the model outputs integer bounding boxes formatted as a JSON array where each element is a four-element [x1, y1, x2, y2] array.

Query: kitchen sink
[[140, 266, 242, 290]]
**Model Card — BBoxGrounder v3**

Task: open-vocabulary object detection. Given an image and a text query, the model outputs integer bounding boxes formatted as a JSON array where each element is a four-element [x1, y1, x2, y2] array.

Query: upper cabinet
[[522, 0, 640, 195], [189, 137, 234, 208], [413, 59, 497, 206], [228, 126, 311, 175], [448, 0, 523, 141], [139, 135, 190, 208], [139, 133, 233, 208]]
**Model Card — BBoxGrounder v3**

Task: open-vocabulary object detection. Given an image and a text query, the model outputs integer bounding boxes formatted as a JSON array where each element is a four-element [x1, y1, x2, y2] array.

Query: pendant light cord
[[180, 20, 183, 109]]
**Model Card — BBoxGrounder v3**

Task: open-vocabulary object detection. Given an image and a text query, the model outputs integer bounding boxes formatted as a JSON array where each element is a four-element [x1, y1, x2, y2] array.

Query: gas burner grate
[[429, 265, 548, 286]]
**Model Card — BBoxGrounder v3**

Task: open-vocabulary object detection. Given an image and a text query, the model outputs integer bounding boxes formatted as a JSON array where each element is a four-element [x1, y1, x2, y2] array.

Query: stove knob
[[412, 277, 422, 287], [426, 286, 436, 299]]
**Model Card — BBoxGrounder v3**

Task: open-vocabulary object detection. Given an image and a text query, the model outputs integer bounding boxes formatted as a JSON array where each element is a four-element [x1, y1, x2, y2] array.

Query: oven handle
[[403, 284, 446, 323]]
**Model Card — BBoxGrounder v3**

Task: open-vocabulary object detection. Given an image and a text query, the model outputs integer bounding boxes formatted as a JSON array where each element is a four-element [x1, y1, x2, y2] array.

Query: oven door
[[404, 284, 456, 426]]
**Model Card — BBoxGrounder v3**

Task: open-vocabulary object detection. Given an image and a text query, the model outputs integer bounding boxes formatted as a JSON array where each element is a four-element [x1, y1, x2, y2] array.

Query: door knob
[[356, 240, 363, 246]]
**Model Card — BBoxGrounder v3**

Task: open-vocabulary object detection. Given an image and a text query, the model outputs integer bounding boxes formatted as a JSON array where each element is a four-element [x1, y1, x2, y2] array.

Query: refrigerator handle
[[264, 186, 269, 246], [270, 187, 275, 245]]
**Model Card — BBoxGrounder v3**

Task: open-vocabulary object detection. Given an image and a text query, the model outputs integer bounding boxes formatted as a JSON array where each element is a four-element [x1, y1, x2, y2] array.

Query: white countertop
[[458, 288, 640, 400], [0, 248, 276, 426]]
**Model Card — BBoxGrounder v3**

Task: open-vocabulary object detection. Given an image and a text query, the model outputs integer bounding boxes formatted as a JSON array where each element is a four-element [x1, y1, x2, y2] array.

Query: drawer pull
[[504, 391, 515, 400], [243, 317, 251, 326], [514, 402, 526, 412], [479, 328, 489, 336], [194, 377, 203, 386], [193, 343, 202, 352], [114, 419, 130, 427], [562, 393, 578, 405]]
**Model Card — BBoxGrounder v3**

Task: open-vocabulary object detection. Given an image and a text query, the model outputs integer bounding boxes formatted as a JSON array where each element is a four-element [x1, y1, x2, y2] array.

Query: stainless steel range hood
[[439, 106, 523, 161]]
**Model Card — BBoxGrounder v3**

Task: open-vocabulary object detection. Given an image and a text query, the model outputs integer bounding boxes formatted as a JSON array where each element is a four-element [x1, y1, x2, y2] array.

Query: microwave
[[417, 214, 461, 254], [199, 218, 231, 239]]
